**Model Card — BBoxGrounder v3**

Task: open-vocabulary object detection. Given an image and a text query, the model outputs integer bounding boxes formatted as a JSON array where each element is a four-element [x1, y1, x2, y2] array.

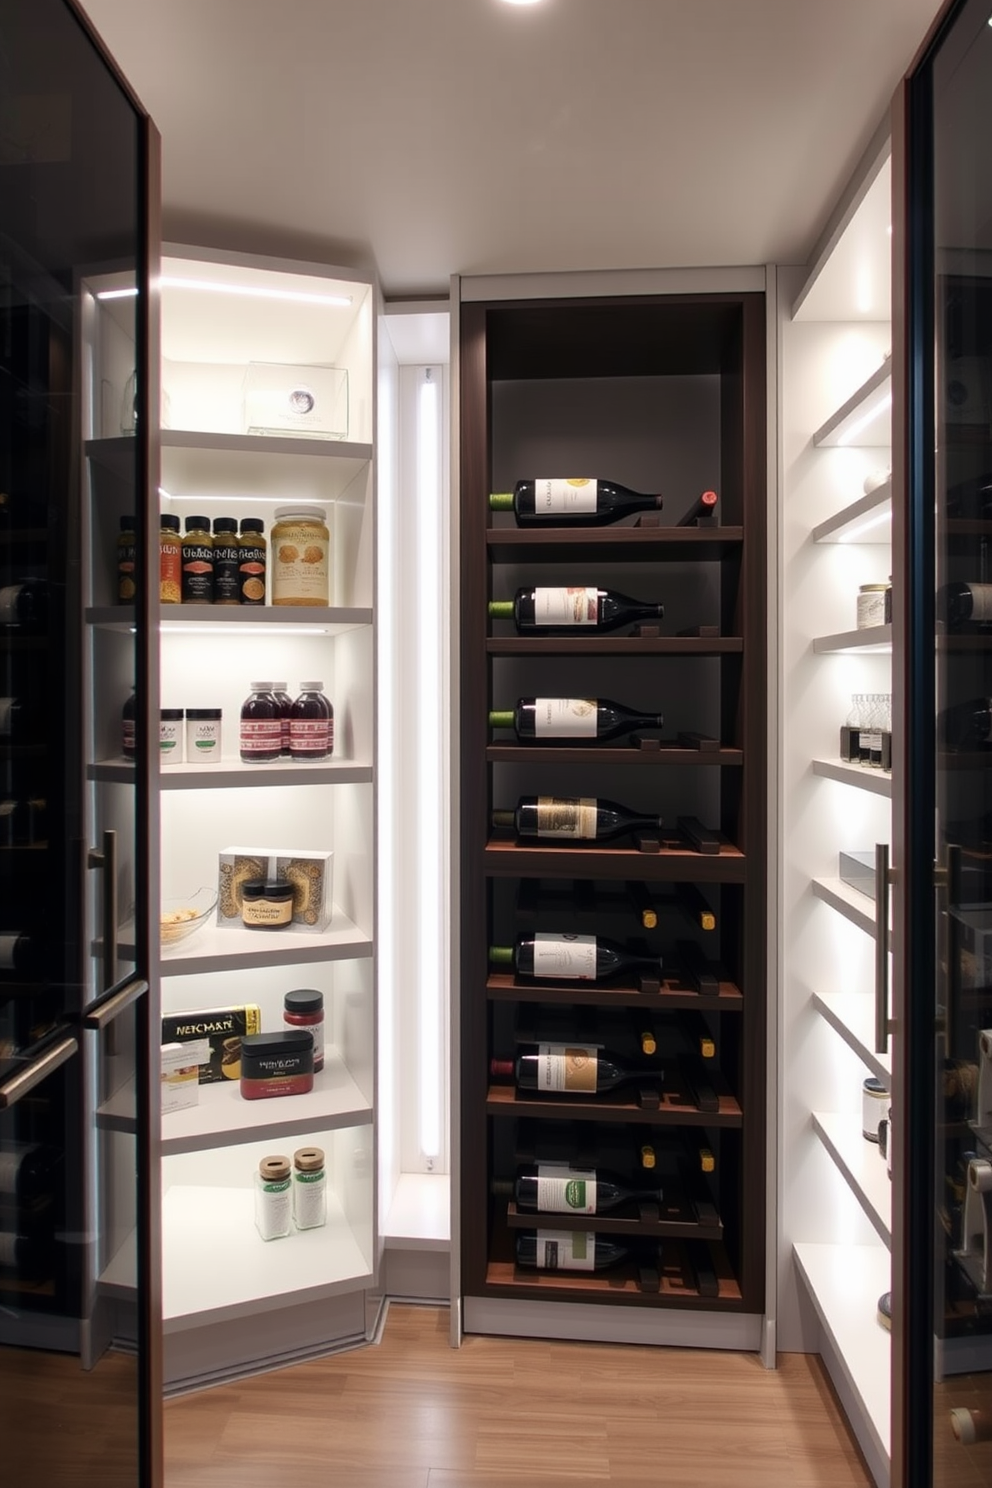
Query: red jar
[[283, 988, 324, 1072], [239, 1030, 314, 1100]]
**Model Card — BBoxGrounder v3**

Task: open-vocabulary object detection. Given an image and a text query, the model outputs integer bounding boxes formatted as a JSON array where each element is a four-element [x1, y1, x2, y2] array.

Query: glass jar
[[254, 1155, 292, 1240], [289, 681, 333, 761], [292, 1146, 326, 1230], [238, 518, 267, 605], [160, 514, 181, 604], [272, 682, 293, 757], [856, 583, 889, 630], [117, 516, 137, 603], [212, 518, 241, 605], [283, 989, 324, 1072], [241, 879, 294, 930], [181, 515, 214, 604], [160, 708, 183, 764], [240, 683, 282, 763], [185, 708, 222, 764], [271, 505, 330, 607]]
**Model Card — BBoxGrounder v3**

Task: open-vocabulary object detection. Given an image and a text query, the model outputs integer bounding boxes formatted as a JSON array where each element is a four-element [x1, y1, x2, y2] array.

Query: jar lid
[[160, 514, 181, 532], [120, 515, 136, 531], [859, 583, 889, 592], [185, 515, 211, 532], [284, 988, 323, 1014], [186, 708, 222, 720], [240, 518, 265, 534], [272, 681, 288, 690], [863, 1076, 888, 1095], [259, 1155, 291, 1181], [248, 681, 275, 692], [242, 1029, 314, 1058], [242, 879, 294, 900], [293, 1146, 324, 1172], [273, 505, 327, 522], [298, 681, 324, 692], [160, 708, 184, 720], [213, 517, 238, 534]]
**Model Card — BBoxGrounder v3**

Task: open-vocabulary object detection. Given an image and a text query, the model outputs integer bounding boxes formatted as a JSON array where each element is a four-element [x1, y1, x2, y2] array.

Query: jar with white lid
[[271, 505, 330, 607], [857, 583, 890, 630]]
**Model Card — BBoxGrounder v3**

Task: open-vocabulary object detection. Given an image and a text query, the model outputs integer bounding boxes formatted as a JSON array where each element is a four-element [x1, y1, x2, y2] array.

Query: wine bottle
[[0, 933, 44, 978], [489, 478, 663, 527], [676, 490, 719, 526], [488, 586, 663, 635], [515, 1228, 630, 1271], [0, 1142, 62, 1202], [939, 696, 992, 749], [489, 933, 662, 982], [491, 795, 662, 842], [488, 697, 663, 742], [938, 581, 992, 629], [492, 1162, 664, 1215], [0, 579, 48, 631], [490, 1042, 661, 1095]]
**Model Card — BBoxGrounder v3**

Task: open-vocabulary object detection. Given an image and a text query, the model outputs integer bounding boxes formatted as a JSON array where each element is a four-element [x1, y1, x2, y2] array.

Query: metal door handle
[[88, 828, 118, 993], [0, 1034, 78, 1110], [875, 842, 890, 1054], [83, 976, 148, 1032]]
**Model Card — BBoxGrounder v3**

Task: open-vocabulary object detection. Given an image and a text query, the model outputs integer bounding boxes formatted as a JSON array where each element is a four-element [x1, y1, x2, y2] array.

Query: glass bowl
[[160, 887, 217, 949]]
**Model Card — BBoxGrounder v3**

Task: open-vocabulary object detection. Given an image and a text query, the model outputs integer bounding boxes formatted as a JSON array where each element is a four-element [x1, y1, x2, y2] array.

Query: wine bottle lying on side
[[489, 1042, 663, 1096], [488, 696, 664, 742], [492, 1162, 664, 1215], [489, 478, 663, 527], [491, 796, 662, 842], [488, 586, 664, 635], [489, 933, 662, 983]]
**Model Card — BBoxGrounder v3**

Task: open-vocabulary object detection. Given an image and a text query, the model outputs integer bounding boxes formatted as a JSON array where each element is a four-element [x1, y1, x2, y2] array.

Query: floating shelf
[[483, 838, 745, 884], [109, 907, 373, 976], [486, 744, 743, 767], [812, 361, 892, 448], [811, 991, 891, 1083], [487, 636, 742, 657], [485, 527, 743, 563], [487, 1080, 742, 1128], [87, 604, 372, 635], [811, 876, 890, 948], [486, 970, 742, 1011], [89, 758, 373, 788], [813, 625, 892, 655], [812, 480, 892, 544], [812, 1110, 891, 1247], [812, 758, 892, 798]]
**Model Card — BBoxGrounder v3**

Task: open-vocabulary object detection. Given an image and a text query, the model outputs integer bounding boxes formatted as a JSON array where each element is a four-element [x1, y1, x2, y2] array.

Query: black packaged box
[[161, 1004, 262, 1084]]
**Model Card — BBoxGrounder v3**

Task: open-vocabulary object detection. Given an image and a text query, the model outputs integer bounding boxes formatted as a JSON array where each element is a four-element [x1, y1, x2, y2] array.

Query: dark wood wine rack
[[459, 290, 766, 1322]]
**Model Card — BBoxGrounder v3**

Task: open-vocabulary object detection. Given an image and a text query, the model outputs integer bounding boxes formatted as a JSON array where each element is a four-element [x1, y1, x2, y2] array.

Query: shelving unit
[[139, 246, 377, 1389], [457, 280, 766, 1346], [779, 142, 894, 1487]]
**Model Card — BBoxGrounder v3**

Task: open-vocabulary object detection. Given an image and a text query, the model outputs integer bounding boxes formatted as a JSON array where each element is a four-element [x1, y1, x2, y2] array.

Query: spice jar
[[856, 583, 889, 630], [254, 1154, 292, 1240], [238, 518, 267, 605], [240, 682, 282, 763], [160, 708, 184, 763], [212, 518, 241, 605], [117, 516, 137, 603], [283, 989, 324, 1072], [241, 879, 294, 930], [182, 515, 214, 603], [289, 681, 333, 761], [272, 681, 293, 757], [240, 1030, 315, 1100], [293, 1147, 327, 1230], [185, 707, 222, 764], [271, 505, 330, 607], [160, 514, 181, 604]]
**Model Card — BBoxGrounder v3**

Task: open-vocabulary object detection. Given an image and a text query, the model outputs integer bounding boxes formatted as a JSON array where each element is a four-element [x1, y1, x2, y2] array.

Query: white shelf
[[811, 876, 890, 947], [118, 906, 372, 976], [161, 429, 372, 503], [812, 1111, 891, 1246], [383, 1173, 451, 1252], [793, 1242, 891, 1472], [87, 604, 372, 634], [99, 1231, 137, 1300], [89, 758, 373, 788], [812, 758, 892, 798], [812, 991, 891, 1083], [812, 360, 892, 448], [813, 625, 892, 654], [162, 1182, 371, 1328], [812, 480, 892, 544]]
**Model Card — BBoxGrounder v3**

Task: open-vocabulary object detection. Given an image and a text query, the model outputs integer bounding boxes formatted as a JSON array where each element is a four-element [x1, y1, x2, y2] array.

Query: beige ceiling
[[81, 0, 942, 298]]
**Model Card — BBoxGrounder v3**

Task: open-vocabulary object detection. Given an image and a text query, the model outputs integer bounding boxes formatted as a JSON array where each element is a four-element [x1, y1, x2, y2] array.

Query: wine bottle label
[[536, 1163, 597, 1213], [536, 1042, 598, 1092], [533, 698, 598, 738], [536, 797, 598, 838], [0, 934, 20, 970], [534, 478, 597, 514], [0, 586, 22, 624], [535, 1228, 596, 1270], [969, 584, 992, 623], [533, 934, 597, 979], [533, 587, 598, 626]]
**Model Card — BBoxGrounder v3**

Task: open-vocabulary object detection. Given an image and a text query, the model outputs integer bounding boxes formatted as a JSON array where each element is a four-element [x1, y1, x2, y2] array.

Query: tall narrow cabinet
[[456, 276, 767, 1344]]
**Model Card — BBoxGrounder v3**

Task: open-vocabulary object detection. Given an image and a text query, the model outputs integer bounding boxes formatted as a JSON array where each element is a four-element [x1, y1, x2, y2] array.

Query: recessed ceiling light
[[500, 0, 545, 6]]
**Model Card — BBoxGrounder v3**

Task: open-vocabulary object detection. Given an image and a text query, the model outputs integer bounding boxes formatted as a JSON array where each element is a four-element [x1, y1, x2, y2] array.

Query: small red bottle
[[289, 681, 333, 761]]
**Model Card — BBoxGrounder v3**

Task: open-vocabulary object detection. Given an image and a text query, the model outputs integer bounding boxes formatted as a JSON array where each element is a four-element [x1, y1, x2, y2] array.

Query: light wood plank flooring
[[164, 1303, 872, 1487]]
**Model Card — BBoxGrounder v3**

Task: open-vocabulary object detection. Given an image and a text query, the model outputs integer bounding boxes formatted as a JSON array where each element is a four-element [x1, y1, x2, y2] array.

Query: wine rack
[[458, 289, 767, 1335]]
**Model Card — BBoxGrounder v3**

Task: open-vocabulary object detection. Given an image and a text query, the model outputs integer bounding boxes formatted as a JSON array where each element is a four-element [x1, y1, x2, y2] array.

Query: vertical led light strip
[[417, 367, 444, 1164], [375, 350, 398, 1193]]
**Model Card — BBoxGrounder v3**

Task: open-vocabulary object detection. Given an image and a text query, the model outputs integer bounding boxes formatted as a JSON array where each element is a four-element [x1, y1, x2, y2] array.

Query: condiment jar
[[240, 682, 282, 763], [117, 516, 137, 603], [240, 1030, 315, 1100], [160, 514, 181, 604], [185, 708, 222, 764], [254, 1155, 292, 1240], [283, 989, 324, 1072], [182, 515, 214, 603], [856, 583, 888, 630], [289, 681, 333, 761], [212, 518, 241, 605], [272, 682, 293, 757], [122, 688, 136, 761], [271, 505, 330, 607], [293, 1147, 327, 1230], [241, 879, 294, 930], [238, 518, 267, 605], [160, 708, 184, 763]]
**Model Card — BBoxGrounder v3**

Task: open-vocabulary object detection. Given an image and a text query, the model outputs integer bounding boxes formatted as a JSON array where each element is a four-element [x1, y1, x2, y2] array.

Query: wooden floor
[[164, 1303, 873, 1488]]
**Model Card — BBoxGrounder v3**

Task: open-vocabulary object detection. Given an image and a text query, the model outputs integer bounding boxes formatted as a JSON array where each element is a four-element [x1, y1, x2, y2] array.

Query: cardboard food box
[[161, 1042, 201, 1113], [161, 1004, 262, 1084], [217, 847, 333, 933]]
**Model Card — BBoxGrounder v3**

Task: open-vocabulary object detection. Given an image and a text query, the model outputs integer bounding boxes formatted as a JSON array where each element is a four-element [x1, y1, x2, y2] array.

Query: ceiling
[[80, 0, 943, 299]]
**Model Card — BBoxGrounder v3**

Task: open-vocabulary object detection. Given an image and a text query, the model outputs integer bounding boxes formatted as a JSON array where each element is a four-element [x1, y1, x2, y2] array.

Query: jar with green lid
[[271, 505, 330, 607], [160, 514, 181, 604], [117, 516, 137, 603], [181, 515, 214, 604]]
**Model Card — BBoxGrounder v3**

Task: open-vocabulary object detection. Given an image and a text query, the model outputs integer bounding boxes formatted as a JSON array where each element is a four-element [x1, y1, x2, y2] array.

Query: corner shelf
[[812, 480, 892, 545], [811, 1110, 891, 1246], [812, 759, 892, 798], [813, 625, 892, 655], [812, 361, 892, 448], [811, 991, 891, 1083], [812, 876, 889, 947]]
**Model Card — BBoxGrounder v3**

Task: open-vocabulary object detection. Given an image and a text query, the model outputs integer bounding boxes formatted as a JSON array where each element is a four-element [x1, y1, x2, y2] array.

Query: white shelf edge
[[793, 1242, 891, 1474], [811, 991, 891, 1083], [88, 759, 373, 788], [382, 1172, 451, 1251], [97, 908, 372, 976], [812, 361, 892, 448], [160, 429, 373, 463], [161, 1183, 372, 1329], [813, 624, 892, 654], [811, 1111, 891, 1247], [812, 480, 892, 544], [811, 876, 891, 948], [812, 758, 892, 798], [87, 605, 372, 634]]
